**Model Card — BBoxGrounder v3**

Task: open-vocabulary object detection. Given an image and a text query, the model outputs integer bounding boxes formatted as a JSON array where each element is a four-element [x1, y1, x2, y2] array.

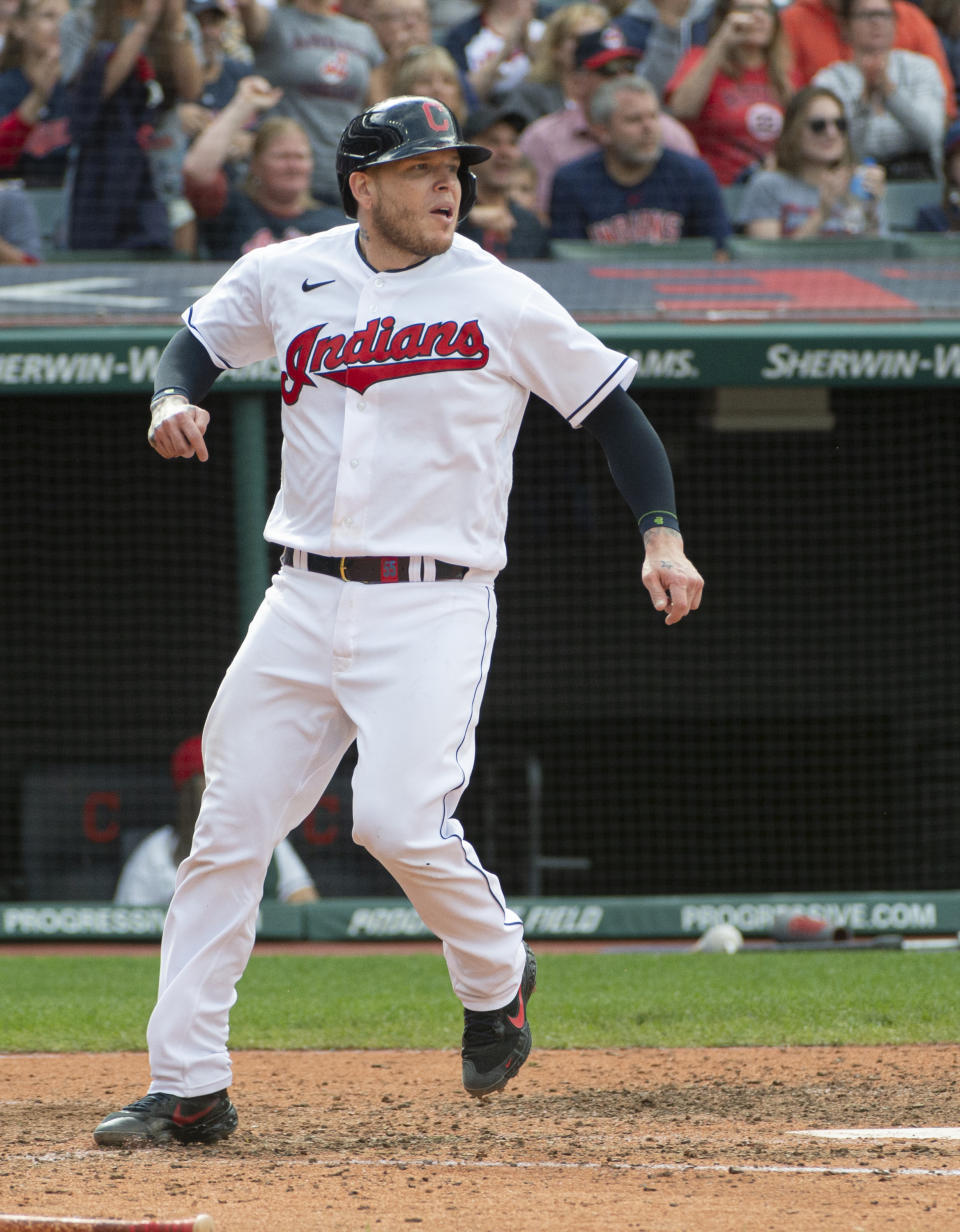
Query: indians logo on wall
[[281, 317, 490, 401]]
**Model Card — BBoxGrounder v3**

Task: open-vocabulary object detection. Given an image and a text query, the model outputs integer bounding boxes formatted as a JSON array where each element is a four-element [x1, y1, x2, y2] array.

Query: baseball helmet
[[335, 95, 491, 220]]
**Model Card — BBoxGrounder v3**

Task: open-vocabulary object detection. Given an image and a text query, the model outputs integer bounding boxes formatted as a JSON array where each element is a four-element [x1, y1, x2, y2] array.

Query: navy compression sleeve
[[582, 385, 681, 536], [152, 327, 223, 405]]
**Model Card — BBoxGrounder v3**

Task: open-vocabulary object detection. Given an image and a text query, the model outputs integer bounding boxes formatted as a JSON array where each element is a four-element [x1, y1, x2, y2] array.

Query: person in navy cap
[[517, 21, 698, 221], [549, 73, 731, 253]]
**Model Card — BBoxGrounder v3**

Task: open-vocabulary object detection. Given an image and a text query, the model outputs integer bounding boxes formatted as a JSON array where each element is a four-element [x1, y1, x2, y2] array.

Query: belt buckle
[[339, 557, 349, 581]]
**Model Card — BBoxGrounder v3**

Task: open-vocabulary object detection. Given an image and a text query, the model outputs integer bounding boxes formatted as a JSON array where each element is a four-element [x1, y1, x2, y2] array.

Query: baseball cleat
[[93, 1089, 238, 1147], [461, 942, 537, 1097]]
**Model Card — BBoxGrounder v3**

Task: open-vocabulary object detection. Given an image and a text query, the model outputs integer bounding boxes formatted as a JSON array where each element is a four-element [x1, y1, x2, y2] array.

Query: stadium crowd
[[0, 0, 957, 261]]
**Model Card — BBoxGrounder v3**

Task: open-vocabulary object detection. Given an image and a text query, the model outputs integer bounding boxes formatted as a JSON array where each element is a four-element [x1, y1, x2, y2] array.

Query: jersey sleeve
[[509, 279, 638, 428], [182, 248, 276, 369]]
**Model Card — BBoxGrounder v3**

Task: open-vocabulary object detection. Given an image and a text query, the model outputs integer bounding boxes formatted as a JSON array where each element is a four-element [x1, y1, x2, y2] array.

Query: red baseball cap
[[170, 735, 204, 788]]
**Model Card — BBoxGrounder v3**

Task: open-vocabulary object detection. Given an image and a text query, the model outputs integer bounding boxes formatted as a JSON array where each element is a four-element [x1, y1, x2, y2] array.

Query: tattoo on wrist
[[642, 525, 681, 545]]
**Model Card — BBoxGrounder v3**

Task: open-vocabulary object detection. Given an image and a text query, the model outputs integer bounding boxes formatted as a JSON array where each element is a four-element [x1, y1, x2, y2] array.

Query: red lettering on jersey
[[588, 210, 684, 245], [371, 317, 396, 361], [426, 321, 459, 356], [281, 323, 325, 400], [316, 334, 347, 370], [342, 319, 379, 364], [281, 317, 489, 402], [386, 323, 427, 360], [454, 320, 486, 357]]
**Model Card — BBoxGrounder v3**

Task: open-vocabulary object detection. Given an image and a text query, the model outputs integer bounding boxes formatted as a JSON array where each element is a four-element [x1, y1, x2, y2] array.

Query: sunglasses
[[807, 115, 848, 134]]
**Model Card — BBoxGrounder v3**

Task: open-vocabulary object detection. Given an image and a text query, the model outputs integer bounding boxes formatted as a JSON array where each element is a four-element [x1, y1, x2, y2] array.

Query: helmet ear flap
[[458, 167, 477, 220], [341, 178, 359, 219]]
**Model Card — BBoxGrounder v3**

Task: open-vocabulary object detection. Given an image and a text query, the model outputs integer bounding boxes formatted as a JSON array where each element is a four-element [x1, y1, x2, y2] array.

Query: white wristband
[[148, 392, 191, 438]]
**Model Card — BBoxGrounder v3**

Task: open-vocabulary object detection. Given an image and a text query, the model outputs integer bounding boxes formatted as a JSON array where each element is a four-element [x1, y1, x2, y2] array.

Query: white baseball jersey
[[184, 227, 637, 574]]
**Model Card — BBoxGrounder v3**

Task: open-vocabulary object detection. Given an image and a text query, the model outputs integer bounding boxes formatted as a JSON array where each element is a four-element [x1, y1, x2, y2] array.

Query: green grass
[[0, 951, 957, 1053]]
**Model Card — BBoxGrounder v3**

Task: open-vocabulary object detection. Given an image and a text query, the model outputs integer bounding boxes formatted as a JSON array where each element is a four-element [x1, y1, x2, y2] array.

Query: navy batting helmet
[[335, 95, 491, 220]]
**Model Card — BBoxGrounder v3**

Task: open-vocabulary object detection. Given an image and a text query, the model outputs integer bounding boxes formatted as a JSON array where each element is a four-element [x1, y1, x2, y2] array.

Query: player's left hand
[[641, 527, 704, 626], [148, 395, 211, 461]]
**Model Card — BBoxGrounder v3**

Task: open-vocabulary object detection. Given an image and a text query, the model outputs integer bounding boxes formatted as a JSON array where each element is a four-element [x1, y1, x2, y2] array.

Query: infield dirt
[[2, 1046, 959, 1231]]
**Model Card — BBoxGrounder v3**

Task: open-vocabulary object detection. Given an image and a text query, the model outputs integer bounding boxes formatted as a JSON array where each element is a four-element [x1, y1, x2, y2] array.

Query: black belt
[[281, 546, 468, 584]]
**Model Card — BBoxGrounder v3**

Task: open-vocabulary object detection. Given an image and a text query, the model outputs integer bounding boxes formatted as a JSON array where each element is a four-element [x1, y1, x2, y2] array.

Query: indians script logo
[[281, 317, 489, 402]]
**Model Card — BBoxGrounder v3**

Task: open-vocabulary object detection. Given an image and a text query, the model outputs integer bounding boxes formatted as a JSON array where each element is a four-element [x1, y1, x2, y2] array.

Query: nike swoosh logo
[[506, 990, 525, 1030], [302, 278, 335, 292], [172, 1100, 217, 1125]]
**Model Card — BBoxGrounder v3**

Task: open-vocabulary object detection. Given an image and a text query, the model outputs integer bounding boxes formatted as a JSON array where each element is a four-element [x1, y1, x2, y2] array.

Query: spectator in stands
[[366, 0, 432, 103], [176, 0, 253, 159], [392, 42, 470, 121], [616, 0, 716, 99], [550, 74, 731, 251], [63, 0, 204, 251], [518, 23, 699, 219], [917, 0, 960, 113], [915, 117, 960, 228], [499, 1, 608, 123], [781, 0, 956, 119], [59, 0, 204, 253], [183, 73, 344, 258], [813, 0, 944, 179], [457, 101, 550, 256], [114, 735, 319, 907], [428, 0, 474, 44], [509, 148, 540, 215], [665, 0, 797, 185], [0, 174, 41, 257], [0, 0, 71, 186], [338, 0, 374, 20], [442, 0, 545, 104], [735, 84, 888, 237], [0, 0, 19, 53], [234, 0, 382, 206]]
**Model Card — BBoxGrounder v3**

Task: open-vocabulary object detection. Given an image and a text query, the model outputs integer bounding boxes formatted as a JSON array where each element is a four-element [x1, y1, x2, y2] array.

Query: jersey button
[[357, 399, 366, 411], [350, 458, 359, 469], [343, 516, 354, 527]]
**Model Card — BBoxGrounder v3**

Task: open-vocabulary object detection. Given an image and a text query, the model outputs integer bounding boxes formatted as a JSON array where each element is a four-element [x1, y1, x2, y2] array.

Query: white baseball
[[693, 923, 744, 953]]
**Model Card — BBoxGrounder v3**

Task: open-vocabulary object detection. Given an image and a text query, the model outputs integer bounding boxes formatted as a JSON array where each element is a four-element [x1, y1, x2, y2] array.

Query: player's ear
[[350, 168, 374, 212]]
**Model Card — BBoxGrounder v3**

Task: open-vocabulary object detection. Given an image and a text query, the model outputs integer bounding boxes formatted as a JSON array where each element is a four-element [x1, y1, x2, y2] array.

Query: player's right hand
[[148, 397, 210, 461]]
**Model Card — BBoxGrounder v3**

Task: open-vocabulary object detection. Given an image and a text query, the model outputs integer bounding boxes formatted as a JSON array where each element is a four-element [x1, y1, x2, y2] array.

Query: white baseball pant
[[147, 563, 527, 1096]]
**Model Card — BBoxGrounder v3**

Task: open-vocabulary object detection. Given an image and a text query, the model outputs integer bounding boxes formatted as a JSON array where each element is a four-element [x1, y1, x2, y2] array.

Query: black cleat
[[462, 942, 537, 1097], [93, 1089, 238, 1147]]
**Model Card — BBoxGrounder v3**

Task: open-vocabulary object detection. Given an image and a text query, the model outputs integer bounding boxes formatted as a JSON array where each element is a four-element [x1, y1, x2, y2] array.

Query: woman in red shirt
[[665, 0, 797, 185]]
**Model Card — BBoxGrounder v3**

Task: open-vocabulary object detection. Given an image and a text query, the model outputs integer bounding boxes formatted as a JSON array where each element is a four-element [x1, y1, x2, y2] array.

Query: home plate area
[[3, 1047, 960, 1231]]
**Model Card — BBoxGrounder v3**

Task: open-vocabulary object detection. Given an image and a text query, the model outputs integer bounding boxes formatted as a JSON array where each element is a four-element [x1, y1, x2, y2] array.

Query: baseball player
[[93, 95, 703, 1147]]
